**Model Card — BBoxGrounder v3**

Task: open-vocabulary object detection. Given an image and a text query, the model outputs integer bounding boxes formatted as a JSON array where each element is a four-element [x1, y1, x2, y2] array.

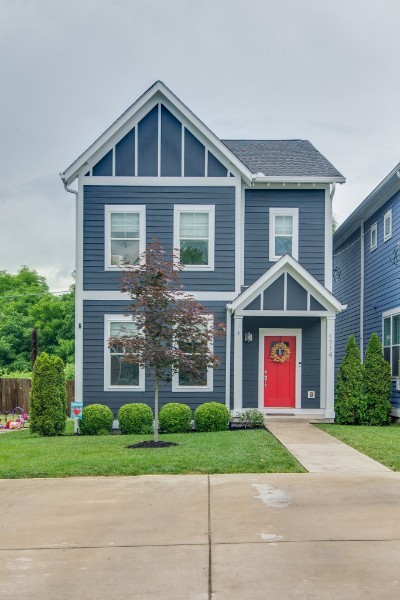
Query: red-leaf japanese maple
[[108, 239, 225, 442]]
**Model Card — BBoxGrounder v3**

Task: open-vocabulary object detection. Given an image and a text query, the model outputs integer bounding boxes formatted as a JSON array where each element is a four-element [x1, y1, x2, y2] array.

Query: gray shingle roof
[[222, 139, 344, 179]]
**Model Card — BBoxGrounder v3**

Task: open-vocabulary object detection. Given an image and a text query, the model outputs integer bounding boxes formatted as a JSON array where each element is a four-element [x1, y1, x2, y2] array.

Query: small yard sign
[[70, 402, 83, 420]]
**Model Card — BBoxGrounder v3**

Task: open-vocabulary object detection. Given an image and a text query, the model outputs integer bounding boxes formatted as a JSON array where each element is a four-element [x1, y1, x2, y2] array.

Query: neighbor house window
[[269, 208, 299, 261], [173, 205, 215, 270], [383, 309, 400, 377], [105, 205, 145, 270], [370, 222, 377, 251], [384, 210, 392, 242], [104, 315, 145, 390], [172, 316, 213, 391]]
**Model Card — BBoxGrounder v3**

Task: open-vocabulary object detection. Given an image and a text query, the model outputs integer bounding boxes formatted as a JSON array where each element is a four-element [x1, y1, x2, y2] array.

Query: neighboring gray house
[[60, 81, 345, 419], [334, 162, 400, 415]]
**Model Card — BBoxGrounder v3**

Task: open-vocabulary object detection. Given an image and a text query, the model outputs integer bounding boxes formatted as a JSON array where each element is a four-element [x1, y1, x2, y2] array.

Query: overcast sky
[[1, 0, 399, 290]]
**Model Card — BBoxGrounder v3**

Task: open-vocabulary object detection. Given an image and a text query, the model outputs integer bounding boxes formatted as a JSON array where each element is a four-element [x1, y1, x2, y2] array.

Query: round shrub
[[117, 403, 153, 434], [194, 402, 230, 432], [159, 403, 192, 433], [80, 404, 114, 435]]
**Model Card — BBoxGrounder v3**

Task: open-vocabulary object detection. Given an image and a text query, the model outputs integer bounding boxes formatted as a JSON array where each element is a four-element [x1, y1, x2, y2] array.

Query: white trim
[[173, 205, 215, 271], [238, 309, 334, 318], [233, 314, 243, 410], [360, 218, 365, 361], [384, 209, 392, 242], [382, 307, 400, 379], [240, 184, 245, 288], [382, 306, 400, 319], [325, 186, 333, 291], [370, 222, 378, 251], [82, 176, 233, 186], [82, 290, 237, 301], [157, 102, 161, 177], [75, 174, 84, 404], [225, 308, 232, 409], [324, 316, 335, 419], [171, 315, 214, 392], [104, 205, 146, 271], [253, 176, 345, 184], [104, 314, 145, 391], [258, 328, 302, 410], [320, 317, 327, 409], [269, 207, 299, 261], [234, 178, 242, 293]]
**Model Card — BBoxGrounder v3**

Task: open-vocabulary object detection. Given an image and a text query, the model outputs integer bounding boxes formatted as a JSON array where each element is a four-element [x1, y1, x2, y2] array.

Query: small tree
[[29, 352, 67, 436], [109, 240, 225, 443], [335, 335, 364, 424], [363, 333, 392, 425]]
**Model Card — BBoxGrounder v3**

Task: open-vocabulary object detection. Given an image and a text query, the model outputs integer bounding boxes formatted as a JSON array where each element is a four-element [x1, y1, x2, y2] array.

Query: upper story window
[[370, 222, 377, 251], [172, 315, 213, 392], [383, 309, 400, 378], [384, 210, 392, 242], [173, 205, 215, 270], [104, 315, 145, 391], [269, 207, 299, 261], [105, 205, 146, 270]]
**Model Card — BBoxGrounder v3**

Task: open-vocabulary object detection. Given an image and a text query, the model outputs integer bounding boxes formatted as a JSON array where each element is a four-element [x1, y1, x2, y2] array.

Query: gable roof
[[334, 161, 400, 249], [227, 254, 345, 314], [223, 139, 345, 180]]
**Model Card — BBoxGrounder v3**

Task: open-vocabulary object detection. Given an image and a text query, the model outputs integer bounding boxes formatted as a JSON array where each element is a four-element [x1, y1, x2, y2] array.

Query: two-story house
[[334, 162, 400, 416], [60, 81, 345, 420]]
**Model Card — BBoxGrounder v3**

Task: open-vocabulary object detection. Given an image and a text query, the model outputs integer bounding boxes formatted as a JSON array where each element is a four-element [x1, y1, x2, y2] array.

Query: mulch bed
[[127, 440, 178, 449]]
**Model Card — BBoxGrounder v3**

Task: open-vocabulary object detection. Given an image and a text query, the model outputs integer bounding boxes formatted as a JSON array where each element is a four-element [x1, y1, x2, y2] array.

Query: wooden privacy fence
[[0, 379, 75, 415]]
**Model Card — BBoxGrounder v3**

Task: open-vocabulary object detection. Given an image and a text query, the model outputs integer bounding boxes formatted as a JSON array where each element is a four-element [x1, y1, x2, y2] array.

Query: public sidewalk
[[265, 418, 391, 473]]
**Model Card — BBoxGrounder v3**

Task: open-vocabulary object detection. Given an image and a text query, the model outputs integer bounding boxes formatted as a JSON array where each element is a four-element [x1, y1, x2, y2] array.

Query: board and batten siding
[[241, 316, 321, 410], [83, 185, 235, 292], [244, 189, 325, 287], [83, 300, 227, 415]]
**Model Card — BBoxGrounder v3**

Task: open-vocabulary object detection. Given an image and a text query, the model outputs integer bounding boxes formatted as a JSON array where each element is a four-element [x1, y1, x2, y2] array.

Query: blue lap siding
[[83, 185, 236, 292]]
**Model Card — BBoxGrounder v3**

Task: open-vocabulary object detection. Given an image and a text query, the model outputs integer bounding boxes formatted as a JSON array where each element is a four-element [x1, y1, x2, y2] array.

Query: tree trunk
[[154, 377, 159, 443]]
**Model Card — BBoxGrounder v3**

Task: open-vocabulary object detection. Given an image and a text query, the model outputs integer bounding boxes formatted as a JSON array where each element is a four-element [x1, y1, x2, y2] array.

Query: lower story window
[[104, 315, 145, 391], [172, 316, 213, 392], [383, 311, 400, 377]]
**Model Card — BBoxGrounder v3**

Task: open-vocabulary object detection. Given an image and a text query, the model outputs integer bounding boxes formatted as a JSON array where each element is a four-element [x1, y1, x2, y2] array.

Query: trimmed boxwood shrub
[[80, 404, 114, 435], [117, 403, 153, 435], [194, 402, 230, 432], [30, 352, 67, 436], [159, 403, 192, 433]]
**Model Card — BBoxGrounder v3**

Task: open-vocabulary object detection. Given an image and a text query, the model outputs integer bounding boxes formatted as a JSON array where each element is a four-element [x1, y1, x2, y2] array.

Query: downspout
[[360, 218, 365, 362], [330, 182, 336, 201], [225, 307, 232, 411]]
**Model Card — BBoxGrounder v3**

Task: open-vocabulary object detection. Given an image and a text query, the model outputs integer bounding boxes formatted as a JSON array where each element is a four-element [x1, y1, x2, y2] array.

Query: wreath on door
[[270, 342, 291, 364]]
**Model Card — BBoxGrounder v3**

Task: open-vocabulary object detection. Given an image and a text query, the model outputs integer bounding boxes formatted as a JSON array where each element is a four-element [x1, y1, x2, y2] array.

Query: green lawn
[[317, 423, 400, 470], [0, 424, 304, 478]]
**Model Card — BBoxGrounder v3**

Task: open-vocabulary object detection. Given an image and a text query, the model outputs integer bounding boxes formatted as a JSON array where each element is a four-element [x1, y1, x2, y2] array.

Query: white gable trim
[[227, 254, 345, 314], [60, 81, 253, 186]]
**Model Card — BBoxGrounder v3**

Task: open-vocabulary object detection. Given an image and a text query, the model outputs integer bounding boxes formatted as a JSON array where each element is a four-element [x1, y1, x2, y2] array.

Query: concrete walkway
[[265, 418, 392, 472], [2, 473, 400, 599]]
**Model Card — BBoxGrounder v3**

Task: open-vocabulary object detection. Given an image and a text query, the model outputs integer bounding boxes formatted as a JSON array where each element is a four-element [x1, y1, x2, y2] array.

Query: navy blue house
[[334, 162, 400, 415], [60, 82, 345, 419]]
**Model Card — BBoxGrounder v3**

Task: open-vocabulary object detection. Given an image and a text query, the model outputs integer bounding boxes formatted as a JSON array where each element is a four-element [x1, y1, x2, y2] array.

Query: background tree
[[335, 335, 364, 424], [109, 239, 225, 443], [363, 333, 392, 425]]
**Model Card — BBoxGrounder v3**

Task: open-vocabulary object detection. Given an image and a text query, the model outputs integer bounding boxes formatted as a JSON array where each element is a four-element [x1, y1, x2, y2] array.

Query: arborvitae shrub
[[80, 404, 114, 435], [159, 403, 192, 433], [29, 353, 67, 436], [117, 403, 153, 434], [363, 333, 392, 425], [335, 335, 364, 425], [194, 402, 230, 432]]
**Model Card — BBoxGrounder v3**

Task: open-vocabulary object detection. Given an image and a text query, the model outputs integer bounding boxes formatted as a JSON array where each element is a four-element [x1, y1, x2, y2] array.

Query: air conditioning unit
[[111, 255, 123, 266]]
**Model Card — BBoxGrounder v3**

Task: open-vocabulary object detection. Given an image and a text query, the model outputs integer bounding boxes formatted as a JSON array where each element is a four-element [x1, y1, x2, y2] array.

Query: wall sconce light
[[244, 332, 253, 343]]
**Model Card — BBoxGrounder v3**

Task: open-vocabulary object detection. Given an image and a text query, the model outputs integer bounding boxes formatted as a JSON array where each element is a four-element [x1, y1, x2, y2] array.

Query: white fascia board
[[252, 176, 346, 185], [60, 81, 253, 186]]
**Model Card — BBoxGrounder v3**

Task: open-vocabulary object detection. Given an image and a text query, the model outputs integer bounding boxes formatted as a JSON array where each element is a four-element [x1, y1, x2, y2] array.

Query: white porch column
[[233, 314, 243, 411], [225, 309, 232, 410], [325, 315, 336, 419]]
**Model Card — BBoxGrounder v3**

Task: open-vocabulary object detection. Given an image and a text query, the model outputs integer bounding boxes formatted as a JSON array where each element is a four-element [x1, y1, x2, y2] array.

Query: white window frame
[[370, 222, 378, 251], [104, 314, 145, 391], [172, 315, 214, 392], [382, 307, 400, 380], [173, 205, 215, 271], [384, 209, 392, 242], [104, 205, 146, 271], [269, 207, 299, 262]]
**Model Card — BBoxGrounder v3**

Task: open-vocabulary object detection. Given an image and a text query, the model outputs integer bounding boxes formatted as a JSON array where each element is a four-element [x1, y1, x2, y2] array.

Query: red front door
[[263, 336, 296, 408]]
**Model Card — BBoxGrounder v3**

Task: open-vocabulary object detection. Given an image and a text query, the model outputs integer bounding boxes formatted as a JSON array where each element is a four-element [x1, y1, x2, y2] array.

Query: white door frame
[[258, 328, 302, 411]]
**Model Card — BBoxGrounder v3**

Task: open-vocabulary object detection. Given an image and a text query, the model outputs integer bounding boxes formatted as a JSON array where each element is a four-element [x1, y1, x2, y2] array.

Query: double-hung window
[[105, 205, 145, 269], [384, 210, 392, 242], [172, 315, 213, 391], [269, 208, 299, 261], [370, 222, 377, 251], [104, 315, 145, 390], [383, 309, 400, 378], [174, 205, 215, 270]]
